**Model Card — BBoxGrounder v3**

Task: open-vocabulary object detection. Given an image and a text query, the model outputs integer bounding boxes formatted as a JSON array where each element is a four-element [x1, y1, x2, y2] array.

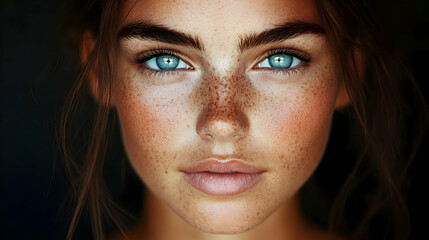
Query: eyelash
[[134, 48, 310, 77]]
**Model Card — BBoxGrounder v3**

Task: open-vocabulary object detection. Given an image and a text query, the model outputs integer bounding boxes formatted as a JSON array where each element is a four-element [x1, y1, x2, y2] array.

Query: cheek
[[113, 69, 191, 187], [116, 95, 170, 184], [251, 72, 339, 187], [266, 87, 335, 148]]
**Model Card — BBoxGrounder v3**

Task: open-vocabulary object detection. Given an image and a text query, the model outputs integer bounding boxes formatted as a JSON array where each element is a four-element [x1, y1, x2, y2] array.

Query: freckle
[[186, 124, 190, 127], [257, 212, 260, 216], [165, 170, 168, 174]]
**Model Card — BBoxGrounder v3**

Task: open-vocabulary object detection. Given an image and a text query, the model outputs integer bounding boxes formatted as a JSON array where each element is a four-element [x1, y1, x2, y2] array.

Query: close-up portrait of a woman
[[1, 0, 428, 239]]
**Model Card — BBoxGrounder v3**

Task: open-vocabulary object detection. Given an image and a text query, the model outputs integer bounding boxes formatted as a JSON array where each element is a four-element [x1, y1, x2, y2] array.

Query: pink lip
[[182, 159, 264, 196]]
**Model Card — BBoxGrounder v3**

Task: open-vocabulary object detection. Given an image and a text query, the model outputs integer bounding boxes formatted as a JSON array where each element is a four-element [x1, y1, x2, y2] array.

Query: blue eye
[[257, 54, 302, 69], [145, 54, 191, 70]]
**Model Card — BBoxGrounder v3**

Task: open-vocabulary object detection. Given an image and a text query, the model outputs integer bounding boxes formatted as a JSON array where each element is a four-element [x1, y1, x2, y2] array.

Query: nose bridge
[[197, 73, 249, 141], [209, 74, 236, 112]]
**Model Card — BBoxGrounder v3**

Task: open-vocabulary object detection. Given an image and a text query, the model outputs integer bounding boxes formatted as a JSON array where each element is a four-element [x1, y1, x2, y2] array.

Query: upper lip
[[182, 157, 264, 174]]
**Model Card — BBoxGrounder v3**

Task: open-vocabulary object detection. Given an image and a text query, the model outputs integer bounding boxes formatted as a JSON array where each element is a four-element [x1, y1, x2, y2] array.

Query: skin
[[85, 0, 349, 239]]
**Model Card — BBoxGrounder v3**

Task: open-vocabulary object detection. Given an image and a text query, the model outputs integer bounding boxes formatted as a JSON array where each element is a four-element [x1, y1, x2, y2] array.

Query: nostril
[[233, 134, 242, 140], [203, 133, 214, 140], [197, 114, 249, 142]]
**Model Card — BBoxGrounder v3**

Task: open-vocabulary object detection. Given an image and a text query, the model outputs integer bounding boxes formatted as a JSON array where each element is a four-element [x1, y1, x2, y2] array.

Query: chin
[[189, 217, 262, 235], [178, 199, 271, 234]]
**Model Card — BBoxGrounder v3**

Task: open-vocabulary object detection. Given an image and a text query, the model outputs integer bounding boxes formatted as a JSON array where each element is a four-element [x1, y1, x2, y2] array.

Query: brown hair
[[58, 0, 428, 239], [313, 1, 427, 239]]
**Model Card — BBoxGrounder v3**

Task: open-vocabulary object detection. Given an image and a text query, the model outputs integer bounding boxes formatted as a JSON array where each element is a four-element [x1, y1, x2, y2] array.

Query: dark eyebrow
[[238, 21, 325, 52], [118, 21, 204, 51]]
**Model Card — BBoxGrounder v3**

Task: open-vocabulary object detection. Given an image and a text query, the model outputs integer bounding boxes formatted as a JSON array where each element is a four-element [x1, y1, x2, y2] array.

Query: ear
[[335, 47, 365, 109], [335, 80, 351, 109], [80, 30, 98, 99], [80, 30, 114, 107]]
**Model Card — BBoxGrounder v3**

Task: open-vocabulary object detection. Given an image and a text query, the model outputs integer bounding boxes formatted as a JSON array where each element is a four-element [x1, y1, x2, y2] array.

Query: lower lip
[[184, 172, 263, 196]]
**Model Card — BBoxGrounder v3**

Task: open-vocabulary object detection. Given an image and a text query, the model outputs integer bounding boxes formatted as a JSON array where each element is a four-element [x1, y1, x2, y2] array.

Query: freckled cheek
[[257, 88, 336, 171], [117, 103, 161, 167], [115, 92, 187, 179]]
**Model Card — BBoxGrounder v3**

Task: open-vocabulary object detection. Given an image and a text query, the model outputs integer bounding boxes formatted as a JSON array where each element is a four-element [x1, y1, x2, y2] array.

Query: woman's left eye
[[257, 54, 302, 69], [145, 55, 191, 70]]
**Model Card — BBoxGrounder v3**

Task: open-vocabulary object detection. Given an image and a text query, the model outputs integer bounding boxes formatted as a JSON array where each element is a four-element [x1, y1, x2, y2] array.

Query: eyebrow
[[118, 21, 204, 50], [238, 21, 325, 52], [117, 21, 325, 52]]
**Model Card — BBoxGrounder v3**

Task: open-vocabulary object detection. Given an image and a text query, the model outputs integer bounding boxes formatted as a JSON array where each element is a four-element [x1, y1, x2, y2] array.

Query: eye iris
[[156, 55, 179, 70], [268, 54, 292, 68]]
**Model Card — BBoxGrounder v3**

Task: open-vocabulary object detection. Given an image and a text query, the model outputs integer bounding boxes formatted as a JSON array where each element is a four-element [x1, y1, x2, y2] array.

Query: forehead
[[120, 0, 321, 36]]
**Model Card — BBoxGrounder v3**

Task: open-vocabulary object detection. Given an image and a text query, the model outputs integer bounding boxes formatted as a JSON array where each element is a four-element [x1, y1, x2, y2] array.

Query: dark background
[[1, 0, 428, 239]]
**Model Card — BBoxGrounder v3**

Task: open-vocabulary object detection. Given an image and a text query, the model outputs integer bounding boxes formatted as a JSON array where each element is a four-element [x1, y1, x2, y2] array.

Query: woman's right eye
[[144, 54, 192, 71]]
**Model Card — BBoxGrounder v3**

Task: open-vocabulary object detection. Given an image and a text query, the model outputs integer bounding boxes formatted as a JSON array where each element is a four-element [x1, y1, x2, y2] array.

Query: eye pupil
[[156, 55, 179, 70], [268, 54, 292, 68]]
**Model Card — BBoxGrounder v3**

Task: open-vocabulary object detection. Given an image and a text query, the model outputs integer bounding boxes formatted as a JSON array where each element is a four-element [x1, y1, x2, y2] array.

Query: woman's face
[[113, 0, 344, 234]]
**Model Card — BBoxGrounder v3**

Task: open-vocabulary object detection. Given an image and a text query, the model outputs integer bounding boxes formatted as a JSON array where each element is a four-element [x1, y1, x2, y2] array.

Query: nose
[[196, 75, 249, 142]]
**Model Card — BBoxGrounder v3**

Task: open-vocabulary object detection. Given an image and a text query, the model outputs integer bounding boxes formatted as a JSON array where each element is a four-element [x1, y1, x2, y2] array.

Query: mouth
[[182, 159, 264, 196]]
